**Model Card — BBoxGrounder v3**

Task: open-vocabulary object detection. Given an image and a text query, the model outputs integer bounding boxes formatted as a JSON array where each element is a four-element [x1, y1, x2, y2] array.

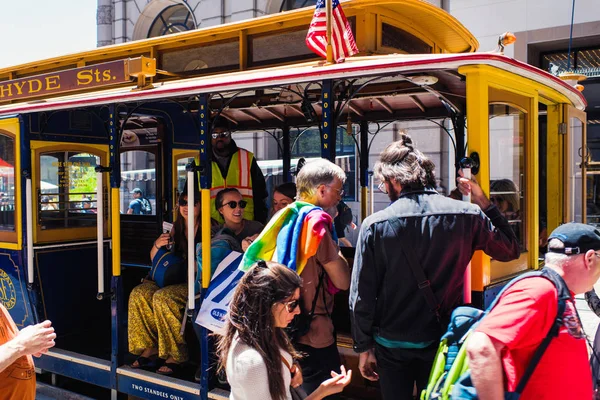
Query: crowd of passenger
[[122, 126, 598, 400]]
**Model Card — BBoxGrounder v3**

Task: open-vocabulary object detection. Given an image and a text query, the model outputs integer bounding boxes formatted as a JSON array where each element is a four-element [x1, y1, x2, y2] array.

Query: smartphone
[[162, 222, 174, 250]]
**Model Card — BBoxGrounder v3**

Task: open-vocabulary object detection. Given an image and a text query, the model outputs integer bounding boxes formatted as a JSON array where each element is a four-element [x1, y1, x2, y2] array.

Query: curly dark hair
[[217, 261, 302, 400], [374, 133, 436, 189]]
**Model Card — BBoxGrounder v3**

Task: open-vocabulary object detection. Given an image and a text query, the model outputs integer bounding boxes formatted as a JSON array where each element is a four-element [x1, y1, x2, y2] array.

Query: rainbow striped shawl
[[240, 201, 333, 275]]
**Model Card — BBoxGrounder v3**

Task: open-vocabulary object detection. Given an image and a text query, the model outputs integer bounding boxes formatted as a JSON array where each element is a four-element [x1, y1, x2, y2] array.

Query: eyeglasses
[[222, 200, 247, 209], [211, 131, 231, 139], [377, 182, 388, 194], [327, 185, 345, 197], [490, 196, 505, 203], [283, 299, 300, 313], [179, 199, 200, 207]]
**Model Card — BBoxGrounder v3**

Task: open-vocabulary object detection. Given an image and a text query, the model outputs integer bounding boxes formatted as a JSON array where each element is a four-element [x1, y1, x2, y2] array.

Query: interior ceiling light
[[409, 75, 439, 86]]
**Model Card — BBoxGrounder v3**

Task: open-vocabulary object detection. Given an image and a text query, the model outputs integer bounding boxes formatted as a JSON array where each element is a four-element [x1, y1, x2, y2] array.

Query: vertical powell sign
[[460, 158, 473, 304], [26, 178, 34, 285]]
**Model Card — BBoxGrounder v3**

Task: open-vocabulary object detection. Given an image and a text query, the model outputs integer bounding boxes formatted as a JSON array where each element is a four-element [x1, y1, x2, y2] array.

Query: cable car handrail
[[32, 239, 112, 250]]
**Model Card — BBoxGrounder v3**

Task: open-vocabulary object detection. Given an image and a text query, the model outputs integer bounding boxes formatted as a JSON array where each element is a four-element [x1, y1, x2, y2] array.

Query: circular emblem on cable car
[[0, 268, 16, 310]]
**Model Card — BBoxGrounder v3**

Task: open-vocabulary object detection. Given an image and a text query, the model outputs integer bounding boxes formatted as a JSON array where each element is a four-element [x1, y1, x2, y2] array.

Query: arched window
[[278, 0, 317, 12], [132, 0, 196, 41]]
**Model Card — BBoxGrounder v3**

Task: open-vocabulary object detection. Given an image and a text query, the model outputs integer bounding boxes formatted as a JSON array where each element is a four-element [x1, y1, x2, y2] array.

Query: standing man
[[0, 304, 56, 400], [467, 222, 598, 399], [294, 159, 351, 395], [210, 122, 268, 224], [127, 188, 151, 215], [349, 134, 520, 400]]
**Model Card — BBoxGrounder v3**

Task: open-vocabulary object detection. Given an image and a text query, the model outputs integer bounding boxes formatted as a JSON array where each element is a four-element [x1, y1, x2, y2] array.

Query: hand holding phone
[[162, 222, 174, 250]]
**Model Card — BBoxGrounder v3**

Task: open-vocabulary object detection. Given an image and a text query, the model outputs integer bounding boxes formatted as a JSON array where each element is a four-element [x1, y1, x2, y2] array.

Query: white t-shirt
[[226, 334, 293, 400]]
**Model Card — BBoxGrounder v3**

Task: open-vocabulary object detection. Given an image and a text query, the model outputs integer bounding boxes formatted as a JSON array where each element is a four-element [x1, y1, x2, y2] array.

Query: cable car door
[[564, 105, 588, 223]]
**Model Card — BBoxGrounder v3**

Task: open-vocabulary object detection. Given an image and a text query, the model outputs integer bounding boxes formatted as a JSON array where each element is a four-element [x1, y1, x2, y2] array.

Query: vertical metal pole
[[108, 105, 122, 392], [187, 170, 195, 312], [96, 170, 105, 298], [326, 0, 334, 63], [26, 178, 33, 285], [359, 121, 369, 222], [321, 80, 336, 161], [282, 126, 291, 182], [198, 94, 211, 400]]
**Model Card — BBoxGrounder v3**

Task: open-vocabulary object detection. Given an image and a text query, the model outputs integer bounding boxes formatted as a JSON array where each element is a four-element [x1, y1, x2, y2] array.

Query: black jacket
[[212, 139, 269, 224], [349, 187, 520, 353]]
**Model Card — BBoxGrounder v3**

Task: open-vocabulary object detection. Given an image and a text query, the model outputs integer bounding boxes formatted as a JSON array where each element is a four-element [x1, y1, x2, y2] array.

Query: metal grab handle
[[96, 170, 105, 300], [460, 159, 473, 304], [369, 171, 374, 216], [26, 178, 34, 287]]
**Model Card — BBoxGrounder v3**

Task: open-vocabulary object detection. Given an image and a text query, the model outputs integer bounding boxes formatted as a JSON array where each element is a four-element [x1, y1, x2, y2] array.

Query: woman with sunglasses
[[128, 192, 214, 376], [215, 188, 264, 251], [218, 261, 352, 400]]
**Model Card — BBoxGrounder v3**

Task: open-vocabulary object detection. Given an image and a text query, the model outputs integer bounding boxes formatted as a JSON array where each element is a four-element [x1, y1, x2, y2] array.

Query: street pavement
[[576, 281, 600, 342]]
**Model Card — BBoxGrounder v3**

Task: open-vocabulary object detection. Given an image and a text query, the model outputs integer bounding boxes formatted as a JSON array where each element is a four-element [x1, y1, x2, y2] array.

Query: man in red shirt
[[468, 222, 600, 399], [0, 304, 56, 400]]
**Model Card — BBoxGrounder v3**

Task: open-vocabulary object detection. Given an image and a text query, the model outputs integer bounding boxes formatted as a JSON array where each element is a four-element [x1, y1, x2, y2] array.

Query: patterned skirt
[[128, 281, 189, 363]]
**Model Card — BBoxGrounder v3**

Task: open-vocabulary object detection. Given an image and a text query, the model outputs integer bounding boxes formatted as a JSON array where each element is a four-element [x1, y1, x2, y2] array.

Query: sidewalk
[[576, 283, 600, 341]]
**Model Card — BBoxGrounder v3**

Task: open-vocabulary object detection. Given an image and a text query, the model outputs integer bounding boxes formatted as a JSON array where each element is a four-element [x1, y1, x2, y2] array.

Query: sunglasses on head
[[283, 299, 300, 313], [211, 131, 231, 139], [221, 200, 247, 209], [179, 199, 200, 207]]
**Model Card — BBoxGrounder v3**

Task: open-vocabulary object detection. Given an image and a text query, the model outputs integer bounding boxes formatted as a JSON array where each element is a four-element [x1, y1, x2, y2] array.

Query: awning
[[258, 155, 354, 177], [121, 168, 156, 182]]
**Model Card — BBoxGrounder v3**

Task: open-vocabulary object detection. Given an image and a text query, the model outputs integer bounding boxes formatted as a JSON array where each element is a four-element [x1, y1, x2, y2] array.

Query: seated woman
[[215, 188, 264, 251], [271, 183, 296, 218], [217, 261, 352, 400], [128, 193, 205, 376]]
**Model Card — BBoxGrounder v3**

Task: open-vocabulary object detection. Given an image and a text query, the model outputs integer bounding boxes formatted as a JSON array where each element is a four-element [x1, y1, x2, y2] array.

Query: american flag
[[305, 0, 358, 62]]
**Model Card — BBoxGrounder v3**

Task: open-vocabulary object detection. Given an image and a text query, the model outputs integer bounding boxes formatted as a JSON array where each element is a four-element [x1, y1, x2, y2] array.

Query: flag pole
[[326, 0, 334, 63]]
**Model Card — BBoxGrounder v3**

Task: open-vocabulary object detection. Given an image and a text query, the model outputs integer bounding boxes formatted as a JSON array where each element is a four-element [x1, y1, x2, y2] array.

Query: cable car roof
[[0, 53, 586, 126]]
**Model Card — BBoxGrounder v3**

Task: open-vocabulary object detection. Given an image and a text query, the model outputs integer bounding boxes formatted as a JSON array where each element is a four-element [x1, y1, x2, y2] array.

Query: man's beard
[[387, 185, 400, 203], [213, 141, 230, 157]]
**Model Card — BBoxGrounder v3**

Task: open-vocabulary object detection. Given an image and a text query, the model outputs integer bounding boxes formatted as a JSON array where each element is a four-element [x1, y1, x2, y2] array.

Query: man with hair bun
[[349, 134, 520, 399]]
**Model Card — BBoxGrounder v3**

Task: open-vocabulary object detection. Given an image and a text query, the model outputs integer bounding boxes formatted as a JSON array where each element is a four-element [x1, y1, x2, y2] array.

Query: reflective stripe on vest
[[210, 149, 255, 223]]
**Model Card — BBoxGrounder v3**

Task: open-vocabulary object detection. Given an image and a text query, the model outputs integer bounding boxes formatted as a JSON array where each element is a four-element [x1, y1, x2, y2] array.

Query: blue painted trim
[[321, 80, 335, 161], [111, 275, 125, 390], [200, 326, 209, 400], [36, 355, 112, 389], [118, 374, 201, 400]]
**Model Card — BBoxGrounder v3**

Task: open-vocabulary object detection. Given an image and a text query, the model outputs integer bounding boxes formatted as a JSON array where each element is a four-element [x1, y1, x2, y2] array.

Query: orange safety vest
[[210, 149, 255, 223]]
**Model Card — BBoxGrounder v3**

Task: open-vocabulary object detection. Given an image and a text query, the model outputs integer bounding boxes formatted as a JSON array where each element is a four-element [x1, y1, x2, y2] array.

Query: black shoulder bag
[[286, 268, 326, 342]]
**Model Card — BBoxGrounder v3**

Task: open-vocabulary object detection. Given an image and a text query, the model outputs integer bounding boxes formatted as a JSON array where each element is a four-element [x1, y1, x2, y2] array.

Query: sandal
[[156, 362, 185, 377], [130, 355, 161, 370]]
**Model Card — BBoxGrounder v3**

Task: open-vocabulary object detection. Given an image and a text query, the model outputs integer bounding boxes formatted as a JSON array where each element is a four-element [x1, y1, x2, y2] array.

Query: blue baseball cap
[[547, 223, 600, 255]]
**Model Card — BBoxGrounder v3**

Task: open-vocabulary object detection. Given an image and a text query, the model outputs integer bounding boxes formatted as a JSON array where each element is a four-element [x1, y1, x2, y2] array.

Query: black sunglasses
[[211, 131, 231, 139], [490, 196, 505, 203], [221, 200, 247, 209], [283, 299, 300, 313], [179, 199, 200, 207]]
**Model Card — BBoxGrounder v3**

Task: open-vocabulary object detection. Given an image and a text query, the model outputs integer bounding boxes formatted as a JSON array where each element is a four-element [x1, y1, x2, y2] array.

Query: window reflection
[[0, 134, 15, 232], [38, 152, 100, 229], [489, 104, 526, 252], [120, 150, 156, 215]]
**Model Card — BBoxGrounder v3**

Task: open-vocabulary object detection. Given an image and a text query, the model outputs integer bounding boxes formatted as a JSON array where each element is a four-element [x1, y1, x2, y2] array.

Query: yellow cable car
[[0, 1, 587, 399]]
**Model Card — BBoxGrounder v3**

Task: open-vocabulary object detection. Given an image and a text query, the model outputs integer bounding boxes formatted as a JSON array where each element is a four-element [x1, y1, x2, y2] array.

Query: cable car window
[[177, 157, 195, 195], [0, 133, 15, 233], [38, 152, 100, 230], [381, 23, 432, 54], [489, 104, 526, 252], [120, 150, 156, 215]]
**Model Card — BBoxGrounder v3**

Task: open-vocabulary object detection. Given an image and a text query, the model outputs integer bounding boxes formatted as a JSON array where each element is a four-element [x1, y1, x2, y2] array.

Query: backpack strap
[[488, 267, 570, 395], [388, 218, 441, 322], [308, 267, 326, 319]]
